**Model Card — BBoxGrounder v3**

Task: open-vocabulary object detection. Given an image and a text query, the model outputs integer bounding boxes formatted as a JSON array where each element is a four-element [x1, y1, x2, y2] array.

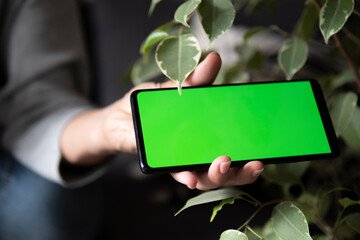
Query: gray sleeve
[[0, 0, 108, 187]]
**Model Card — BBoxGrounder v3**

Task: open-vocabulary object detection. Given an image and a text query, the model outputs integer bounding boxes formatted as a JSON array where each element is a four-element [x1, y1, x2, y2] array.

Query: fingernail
[[252, 168, 264, 177], [220, 161, 231, 174]]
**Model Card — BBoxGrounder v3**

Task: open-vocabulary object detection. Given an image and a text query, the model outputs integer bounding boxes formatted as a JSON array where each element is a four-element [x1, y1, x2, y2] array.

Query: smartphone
[[131, 79, 339, 174]]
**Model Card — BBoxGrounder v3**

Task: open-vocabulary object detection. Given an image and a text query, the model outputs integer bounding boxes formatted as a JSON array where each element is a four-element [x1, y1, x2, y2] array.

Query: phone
[[131, 79, 339, 174]]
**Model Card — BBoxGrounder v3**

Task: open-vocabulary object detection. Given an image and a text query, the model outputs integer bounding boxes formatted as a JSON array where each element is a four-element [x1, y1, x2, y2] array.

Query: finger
[[195, 156, 232, 190], [225, 161, 264, 186], [171, 171, 198, 189], [183, 52, 222, 87], [158, 52, 222, 89]]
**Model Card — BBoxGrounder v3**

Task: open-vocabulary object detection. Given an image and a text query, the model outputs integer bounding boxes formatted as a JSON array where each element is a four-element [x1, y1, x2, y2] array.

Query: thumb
[[183, 52, 222, 87]]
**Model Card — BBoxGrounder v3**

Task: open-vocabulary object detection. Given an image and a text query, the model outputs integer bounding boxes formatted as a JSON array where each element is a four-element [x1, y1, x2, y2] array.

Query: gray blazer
[[0, 0, 106, 187]]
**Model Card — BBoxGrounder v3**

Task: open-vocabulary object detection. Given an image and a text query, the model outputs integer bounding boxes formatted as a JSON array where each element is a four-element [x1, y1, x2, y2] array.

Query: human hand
[[101, 52, 224, 155], [61, 52, 264, 190], [123, 52, 263, 190]]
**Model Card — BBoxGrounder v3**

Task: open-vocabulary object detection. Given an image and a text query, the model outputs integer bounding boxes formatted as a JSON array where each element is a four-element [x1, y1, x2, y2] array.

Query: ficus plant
[[130, 0, 360, 239]]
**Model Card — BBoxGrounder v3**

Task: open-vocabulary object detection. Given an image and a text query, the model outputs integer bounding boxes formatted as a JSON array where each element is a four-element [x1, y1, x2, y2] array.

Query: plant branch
[[333, 34, 360, 93], [342, 27, 360, 47], [237, 200, 283, 231], [312, 0, 360, 93]]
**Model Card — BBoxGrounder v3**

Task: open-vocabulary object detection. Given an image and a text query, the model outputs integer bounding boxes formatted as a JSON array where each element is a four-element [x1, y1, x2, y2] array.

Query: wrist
[[60, 108, 117, 166]]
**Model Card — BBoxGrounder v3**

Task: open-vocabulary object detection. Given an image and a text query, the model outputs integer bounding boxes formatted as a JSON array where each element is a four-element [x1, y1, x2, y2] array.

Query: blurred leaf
[[296, 193, 315, 222], [329, 92, 358, 136], [278, 37, 308, 80], [243, 26, 267, 43], [294, 3, 318, 39], [148, 0, 162, 16], [131, 55, 162, 85], [339, 197, 360, 209], [245, 0, 267, 14], [213, 67, 227, 85], [174, 0, 201, 27], [271, 202, 312, 240], [318, 187, 350, 217], [262, 220, 276, 239], [342, 106, 360, 150], [175, 188, 245, 216], [220, 229, 248, 240], [211, 197, 235, 222], [140, 22, 174, 55], [236, 45, 258, 62], [198, 0, 235, 44], [155, 33, 201, 94], [232, 0, 248, 12], [262, 162, 310, 186], [328, 69, 356, 93], [319, 0, 354, 44], [341, 213, 360, 234], [236, 45, 265, 71], [226, 72, 250, 84]]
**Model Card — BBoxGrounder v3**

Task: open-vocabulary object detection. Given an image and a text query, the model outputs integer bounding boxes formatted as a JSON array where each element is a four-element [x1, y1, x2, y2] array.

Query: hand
[[171, 156, 264, 190], [61, 52, 264, 190]]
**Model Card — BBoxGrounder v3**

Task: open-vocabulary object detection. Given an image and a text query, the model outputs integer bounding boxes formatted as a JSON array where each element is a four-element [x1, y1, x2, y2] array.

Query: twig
[[237, 200, 283, 231], [312, 0, 360, 93], [342, 27, 360, 46], [333, 34, 360, 93]]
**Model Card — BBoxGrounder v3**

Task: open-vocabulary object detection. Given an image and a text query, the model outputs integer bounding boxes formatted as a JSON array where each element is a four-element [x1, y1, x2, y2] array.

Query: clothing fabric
[[0, 0, 106, 187], [0, 148, 104, 240]]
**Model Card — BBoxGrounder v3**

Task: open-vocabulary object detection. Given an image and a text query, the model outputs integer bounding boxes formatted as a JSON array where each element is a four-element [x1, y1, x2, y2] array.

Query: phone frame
[[131, 79, 339, 174]]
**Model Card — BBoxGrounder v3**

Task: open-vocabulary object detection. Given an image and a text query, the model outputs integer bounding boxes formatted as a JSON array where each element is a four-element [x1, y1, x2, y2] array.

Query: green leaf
[[271, 202, 312, 240], [341, 213, 360, 234], [318, 187, 350, 217], [329, 92, 358, 136], [262, 162, 310, 186], [339, 197, 360, 209], [175, 188, 244, 216], [148, 0, 162, 16], [295, 194, 314, 222], [278, 37, 308, 80], [140, 22, 174, 55], [294, 3, 318, 39], [342, 106, 360, 150], [319, 0, 354, 44], [131, 55, 162, 85], [210, 197, 235, 222], [220, 229, 248, 240], [328, 69, 356, 93], [155, 33, 201, 94], [198, 0, 235, 44], [174, 0, 201, 28]]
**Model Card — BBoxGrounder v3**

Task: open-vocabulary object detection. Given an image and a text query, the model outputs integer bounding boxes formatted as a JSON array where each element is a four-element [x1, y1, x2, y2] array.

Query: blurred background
[[82, 0, 305, 239]]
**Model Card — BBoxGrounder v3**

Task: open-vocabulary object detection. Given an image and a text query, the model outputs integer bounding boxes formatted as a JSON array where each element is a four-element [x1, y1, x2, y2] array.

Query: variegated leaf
[[174, 0, 201, 27], [319, 0, 354, 44], [155, 33, 201, 94], [198, 0, 235, 44]]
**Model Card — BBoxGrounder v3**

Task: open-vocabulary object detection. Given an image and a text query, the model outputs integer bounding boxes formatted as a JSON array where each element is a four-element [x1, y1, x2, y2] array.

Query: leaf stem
[[246, 225, 263, 239], [237, 200, 283, 231]]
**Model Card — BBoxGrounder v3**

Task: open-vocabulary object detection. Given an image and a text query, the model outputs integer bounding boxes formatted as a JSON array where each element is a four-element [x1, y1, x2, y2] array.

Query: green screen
[[136, 81, 331, 168]]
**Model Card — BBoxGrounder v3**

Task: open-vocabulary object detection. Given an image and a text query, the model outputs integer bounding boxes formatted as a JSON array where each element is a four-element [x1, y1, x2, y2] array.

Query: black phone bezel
[[130, 79, 339, 174]]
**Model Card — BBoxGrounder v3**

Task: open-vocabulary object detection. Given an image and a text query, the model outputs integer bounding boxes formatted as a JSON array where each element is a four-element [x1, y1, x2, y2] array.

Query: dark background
[[82, 0, 305, 239]]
